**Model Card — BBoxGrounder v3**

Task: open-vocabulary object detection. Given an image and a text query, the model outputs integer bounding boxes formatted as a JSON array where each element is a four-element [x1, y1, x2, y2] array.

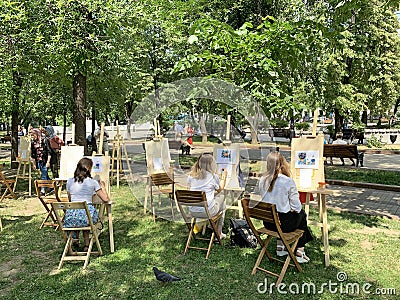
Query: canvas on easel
[[59, 145, 84, 179], [90, 154, 111, 197], [14, 135, 34, 195], [213, 143, 241, 190], [290, 135, 325, 191], [144, 138, 171, 175]]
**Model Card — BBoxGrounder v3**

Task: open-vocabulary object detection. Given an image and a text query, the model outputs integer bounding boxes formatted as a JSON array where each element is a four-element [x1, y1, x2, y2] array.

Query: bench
[[323, 144, 364, 167], [0, 135, 11, 143]]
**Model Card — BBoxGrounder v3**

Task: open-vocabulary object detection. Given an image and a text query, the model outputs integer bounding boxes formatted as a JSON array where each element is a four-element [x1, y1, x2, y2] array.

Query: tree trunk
[[125, 101, 133, 139], [11, 71, 23, 168], [334, 108, 343, 137], [199, 114, 207, 143], [73, 73, 87, 150], [361, 110, 368, 126]]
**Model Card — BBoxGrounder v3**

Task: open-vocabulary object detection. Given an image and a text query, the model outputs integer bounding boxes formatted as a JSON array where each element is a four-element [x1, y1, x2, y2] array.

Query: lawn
[[1, 182, 399, 299]]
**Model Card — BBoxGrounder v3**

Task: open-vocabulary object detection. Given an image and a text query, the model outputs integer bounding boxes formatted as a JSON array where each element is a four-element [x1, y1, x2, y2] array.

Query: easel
[[14, 135, 35, 196], [290, 109, 333, 266], [143, 119, 172, 214], [110, 121, 133, 188], [214, 115, 244, 217], [90, 154, 115, 253]]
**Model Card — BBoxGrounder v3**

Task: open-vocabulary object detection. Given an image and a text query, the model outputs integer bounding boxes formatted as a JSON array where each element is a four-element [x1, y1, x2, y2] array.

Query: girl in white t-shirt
[[64, 157, 110, 251], [188, 154, 227, 240]]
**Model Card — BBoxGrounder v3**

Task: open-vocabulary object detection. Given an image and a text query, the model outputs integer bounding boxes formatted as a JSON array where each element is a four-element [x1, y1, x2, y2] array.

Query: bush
[[366, 134, 383, 148], [270, 118, 288, 128], [295, 122, 310, 131]]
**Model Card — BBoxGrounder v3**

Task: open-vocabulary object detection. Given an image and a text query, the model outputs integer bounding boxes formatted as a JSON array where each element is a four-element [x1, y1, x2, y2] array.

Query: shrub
[[295, 122, 310, 131]]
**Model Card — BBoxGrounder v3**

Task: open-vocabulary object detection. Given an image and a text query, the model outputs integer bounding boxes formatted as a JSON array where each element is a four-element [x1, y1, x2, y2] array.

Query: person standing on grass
[[31, 128, 51, 196], [258, 151, 313, 263], [63, 157, 110, 252], [43, 125, 64, 178], [187, 154, 227, 240]]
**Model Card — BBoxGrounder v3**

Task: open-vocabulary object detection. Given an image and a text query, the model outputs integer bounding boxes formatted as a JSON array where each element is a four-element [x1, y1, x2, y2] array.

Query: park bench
[[323, 144, 364, 167], [0, 135, 11, 143]]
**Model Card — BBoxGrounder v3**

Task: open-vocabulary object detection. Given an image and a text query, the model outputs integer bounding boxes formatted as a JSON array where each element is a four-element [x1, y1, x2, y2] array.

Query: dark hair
[[74, 157, 93, 183]]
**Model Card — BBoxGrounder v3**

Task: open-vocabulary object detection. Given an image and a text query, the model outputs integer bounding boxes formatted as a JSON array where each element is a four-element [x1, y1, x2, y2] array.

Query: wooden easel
[[143, 119, 172, 214], [90, 154, 115, 253], [110, 122, 133, 188], [215, 115, 245, 217], [14, 135, 35, 196]]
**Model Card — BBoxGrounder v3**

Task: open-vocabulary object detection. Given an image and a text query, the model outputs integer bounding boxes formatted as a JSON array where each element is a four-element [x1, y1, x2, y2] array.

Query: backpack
[[229, 218, 257, 248], [49, 135, 64, 150]]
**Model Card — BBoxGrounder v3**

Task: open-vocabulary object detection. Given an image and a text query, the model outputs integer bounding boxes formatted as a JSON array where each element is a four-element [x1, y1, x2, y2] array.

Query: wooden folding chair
[[175, 190, 223, 259], [35, 180, 67, 229], [51, 201, 103, 270], [149, 172, 175, 222], [241, 196, 304, 285], [0, 165, 16, 202]]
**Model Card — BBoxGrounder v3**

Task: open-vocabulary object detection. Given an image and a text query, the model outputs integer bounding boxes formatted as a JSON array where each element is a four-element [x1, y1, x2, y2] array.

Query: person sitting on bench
[[331, 132, 355, 166]]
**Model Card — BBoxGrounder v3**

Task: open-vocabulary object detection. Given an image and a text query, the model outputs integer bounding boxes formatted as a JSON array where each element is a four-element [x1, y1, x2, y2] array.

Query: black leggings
[[263, 209, 313, 248]]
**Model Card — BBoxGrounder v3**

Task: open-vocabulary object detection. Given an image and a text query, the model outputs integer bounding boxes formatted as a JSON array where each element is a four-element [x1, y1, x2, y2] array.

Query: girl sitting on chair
[[188, 154, 227, 240], [258, 152, 313, 263], [64, 158, 110, 251]]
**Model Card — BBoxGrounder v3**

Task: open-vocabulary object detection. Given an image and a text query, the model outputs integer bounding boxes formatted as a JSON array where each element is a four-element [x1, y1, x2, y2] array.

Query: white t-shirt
[[188, 172, 220, 213], [66, 177, 101, 204], [258, 174, 302, 213], [333, 138, 347, 145]]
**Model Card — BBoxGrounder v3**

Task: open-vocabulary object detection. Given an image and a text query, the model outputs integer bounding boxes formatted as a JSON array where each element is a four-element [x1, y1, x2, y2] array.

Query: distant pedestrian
[[31, 128, 51, 195]]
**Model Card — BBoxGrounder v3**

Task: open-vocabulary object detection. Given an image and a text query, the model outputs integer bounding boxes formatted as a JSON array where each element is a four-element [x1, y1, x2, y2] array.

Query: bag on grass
[[229, 218, 257, 248]]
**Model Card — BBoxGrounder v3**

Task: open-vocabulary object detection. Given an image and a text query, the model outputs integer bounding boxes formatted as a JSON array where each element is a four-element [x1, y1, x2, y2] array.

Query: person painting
[[63, 157, 110, 252], [43, 125, 64, 178], [258, 152, 313, 263], [188, 154, 227, 240], [31, 128, 51, 196]]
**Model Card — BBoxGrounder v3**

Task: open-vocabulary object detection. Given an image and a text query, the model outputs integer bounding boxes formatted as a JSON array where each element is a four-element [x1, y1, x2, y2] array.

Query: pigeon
[[153, 266, 181, 283]]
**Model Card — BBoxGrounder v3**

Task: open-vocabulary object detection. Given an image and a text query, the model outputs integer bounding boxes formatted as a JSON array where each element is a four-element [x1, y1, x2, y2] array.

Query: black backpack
[[229, 218, 257, 248]]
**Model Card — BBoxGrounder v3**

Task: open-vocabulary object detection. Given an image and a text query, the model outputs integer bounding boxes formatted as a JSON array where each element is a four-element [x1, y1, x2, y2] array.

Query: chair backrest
[[175, 190, 209, 223], [34, 180, 57, 196], [0, 165, 8, 182], [175, 190, 207, 207], [150, 172, 174, 186], [52, 201, 95, 231], [241, 197, 282, 244]]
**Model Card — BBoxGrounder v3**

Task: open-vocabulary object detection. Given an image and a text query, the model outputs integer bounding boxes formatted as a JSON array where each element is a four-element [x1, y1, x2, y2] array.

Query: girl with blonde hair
[[259, 152, 313, 263], [188, 153, 227, 240]]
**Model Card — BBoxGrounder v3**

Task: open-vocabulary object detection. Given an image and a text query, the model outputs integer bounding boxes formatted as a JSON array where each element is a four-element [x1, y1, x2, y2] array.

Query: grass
[[324, 167, 399, 186], [1, 182, 399, 299]]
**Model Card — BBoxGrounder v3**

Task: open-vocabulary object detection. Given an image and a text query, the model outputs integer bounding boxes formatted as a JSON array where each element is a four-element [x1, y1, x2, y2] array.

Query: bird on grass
[[153, 266, 181, 283]]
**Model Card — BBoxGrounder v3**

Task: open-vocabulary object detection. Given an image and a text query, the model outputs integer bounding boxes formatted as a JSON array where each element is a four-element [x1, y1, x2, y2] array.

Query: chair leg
[[59, 234, 73, 269], [252, 244, 268, 275], [205, 232, 215, 259], [150, 192, 156, 223], [184, 220, 195, 255]]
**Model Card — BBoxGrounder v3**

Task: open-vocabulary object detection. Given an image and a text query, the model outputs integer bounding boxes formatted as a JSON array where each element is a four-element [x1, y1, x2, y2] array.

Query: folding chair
[[0, 165, 16, 202], [51, 201, 103, 270], [175, 190, 223, 259], [241, 196, 304, 285], [149, 172, 175, 222], [35, 180, 67, 229]]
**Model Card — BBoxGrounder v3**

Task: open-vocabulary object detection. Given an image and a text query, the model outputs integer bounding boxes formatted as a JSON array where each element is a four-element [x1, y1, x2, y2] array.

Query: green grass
[[1, 183, 399, 299], [325, 166, 400, 186]]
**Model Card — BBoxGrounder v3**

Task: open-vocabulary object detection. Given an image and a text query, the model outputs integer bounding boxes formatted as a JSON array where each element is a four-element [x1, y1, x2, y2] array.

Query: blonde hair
[[189, 154, 216, 180], [260, 152, 291, 192]]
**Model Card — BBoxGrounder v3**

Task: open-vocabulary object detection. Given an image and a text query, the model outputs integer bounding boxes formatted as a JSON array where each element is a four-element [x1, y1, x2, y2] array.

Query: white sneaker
[[276, 246, 288, 257]]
